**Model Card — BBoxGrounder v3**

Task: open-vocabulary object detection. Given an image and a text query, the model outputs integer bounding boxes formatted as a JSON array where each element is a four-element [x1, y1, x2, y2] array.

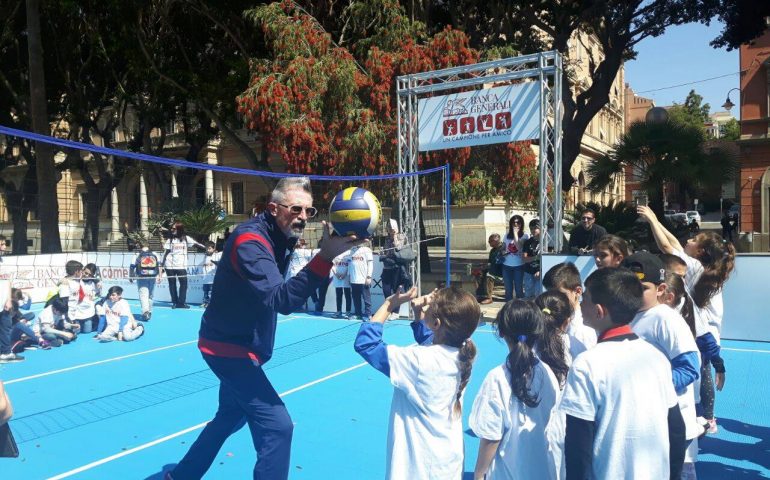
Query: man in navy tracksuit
[[170, 177, 360, 480]]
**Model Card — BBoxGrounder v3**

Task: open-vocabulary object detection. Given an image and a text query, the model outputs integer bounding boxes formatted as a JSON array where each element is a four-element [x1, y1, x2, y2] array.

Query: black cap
[[529, 218, 541, 230], [622, 251, 665, 285]]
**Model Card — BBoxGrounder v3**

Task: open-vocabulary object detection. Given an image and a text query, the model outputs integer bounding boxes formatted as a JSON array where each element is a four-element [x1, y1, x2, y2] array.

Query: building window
[[231, 182, 244, 214]]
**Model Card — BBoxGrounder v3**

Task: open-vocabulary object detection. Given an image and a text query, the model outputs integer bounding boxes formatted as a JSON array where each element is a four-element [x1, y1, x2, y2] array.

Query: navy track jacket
[[198, 212, 332, 364]]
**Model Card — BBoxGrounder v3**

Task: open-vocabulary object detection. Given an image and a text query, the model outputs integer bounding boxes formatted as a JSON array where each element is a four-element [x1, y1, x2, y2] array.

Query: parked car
[[665, 213, 689, 228], [685, 210, 701, 225]]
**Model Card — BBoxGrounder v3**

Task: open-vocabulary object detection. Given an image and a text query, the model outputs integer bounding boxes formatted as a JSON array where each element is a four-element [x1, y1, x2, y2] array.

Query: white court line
[[5, 318, 298, 385], [5, 340, 198, 385], [46, 361, 368, 480], [722, 347, 770, 354]]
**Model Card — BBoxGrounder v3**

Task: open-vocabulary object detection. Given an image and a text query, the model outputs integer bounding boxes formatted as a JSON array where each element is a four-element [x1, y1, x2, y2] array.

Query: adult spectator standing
[[502, 215, 529, 301], [568, 208, 607, 255], [379, 219, 410, 298], [162, 221, 205, 309], [168, 177, 360, 480]]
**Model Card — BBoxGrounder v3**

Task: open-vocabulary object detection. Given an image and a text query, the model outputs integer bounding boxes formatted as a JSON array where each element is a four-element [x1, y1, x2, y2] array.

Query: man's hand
[[317, 221, 364, 262]]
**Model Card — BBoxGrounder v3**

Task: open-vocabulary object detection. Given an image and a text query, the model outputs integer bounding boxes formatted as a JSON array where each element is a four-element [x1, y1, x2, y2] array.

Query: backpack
[[135, 250, 159, 277]]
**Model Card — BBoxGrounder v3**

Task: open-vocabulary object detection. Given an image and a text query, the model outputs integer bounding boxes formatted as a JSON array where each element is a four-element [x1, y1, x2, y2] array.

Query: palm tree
[[587, 119, 736, 216]]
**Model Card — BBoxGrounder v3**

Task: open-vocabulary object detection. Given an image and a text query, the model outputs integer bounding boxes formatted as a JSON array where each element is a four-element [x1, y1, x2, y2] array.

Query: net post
[[444, 163, 451, 287]]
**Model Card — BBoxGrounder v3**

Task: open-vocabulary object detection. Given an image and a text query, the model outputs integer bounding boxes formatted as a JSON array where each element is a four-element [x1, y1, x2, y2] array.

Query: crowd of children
[[0, 204, 737, 477], [353, 205, 734, 480], [0, 232, 226, 363]]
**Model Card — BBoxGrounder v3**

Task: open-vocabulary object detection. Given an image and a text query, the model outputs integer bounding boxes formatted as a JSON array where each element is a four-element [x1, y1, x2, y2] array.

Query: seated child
[[37, 298, 77, 344], [97, 286, 144, 342], [9, 288, 51, 351]]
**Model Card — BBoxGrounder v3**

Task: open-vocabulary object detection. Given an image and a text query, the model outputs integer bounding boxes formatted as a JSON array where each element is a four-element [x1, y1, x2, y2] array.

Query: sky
[[624, 18, 740, 119]]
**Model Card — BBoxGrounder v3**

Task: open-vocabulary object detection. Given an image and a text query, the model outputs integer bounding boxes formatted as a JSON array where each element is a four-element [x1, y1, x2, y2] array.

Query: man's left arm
[[233, 236, 331, 315]]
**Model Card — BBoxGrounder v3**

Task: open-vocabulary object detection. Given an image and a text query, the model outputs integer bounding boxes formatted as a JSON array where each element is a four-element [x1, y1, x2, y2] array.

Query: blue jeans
[[202, 284, 213, 304], [0, 311, 12, 354], [172, 354, 293, 480], [502, 264, 525, 301], [351, 283, 371, 317], [137, 278, 156, 314]]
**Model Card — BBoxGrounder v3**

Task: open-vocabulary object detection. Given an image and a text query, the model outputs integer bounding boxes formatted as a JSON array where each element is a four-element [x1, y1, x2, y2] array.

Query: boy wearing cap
[[522, 219, 542, 298], [623, 252, 700, 478], [559, 267, 685, 480]]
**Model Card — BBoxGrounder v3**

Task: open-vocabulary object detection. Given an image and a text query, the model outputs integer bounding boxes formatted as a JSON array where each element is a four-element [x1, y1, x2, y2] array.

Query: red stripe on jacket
[[198, 337, 262, 363], [230, 232, 274, 278]]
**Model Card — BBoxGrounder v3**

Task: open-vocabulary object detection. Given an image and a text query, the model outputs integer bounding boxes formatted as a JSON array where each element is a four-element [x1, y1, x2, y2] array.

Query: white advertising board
[[417, 82, 540, 152]]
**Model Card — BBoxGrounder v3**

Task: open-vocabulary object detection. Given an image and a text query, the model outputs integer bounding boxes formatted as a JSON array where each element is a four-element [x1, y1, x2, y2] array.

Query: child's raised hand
[[411, 288, 437, 320], [388, 286, 418, 308], [636, 205, 657, 223]]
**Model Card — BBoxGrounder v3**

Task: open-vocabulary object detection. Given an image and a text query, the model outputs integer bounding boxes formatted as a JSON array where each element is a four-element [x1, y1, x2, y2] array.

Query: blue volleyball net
[[0, 125, 450, 305]]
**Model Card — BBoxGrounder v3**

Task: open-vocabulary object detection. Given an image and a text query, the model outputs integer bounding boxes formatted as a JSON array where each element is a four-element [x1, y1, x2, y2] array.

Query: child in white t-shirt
[[348, 242, 373, 320], [331, 250, 352, 318], [542, 262, 596, 360], [622, 252, 700, 478], [470, 300, 561, 480], [354, 286, 481, 480], [37, 298, 77, 344], [96, 286, 144, 342], [284, 239, 313, 281], [559, 267, 684, 480], [199, 241, 222, 308], [638, 206, 735, 435]]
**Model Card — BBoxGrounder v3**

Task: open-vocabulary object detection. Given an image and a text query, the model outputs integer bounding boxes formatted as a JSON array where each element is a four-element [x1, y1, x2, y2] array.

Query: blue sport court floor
[[2, 301, 769, 479]]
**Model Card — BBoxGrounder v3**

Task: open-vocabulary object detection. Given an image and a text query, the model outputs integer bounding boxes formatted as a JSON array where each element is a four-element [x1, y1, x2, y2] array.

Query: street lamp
[[645, 106, 669, 124], [722, 88, 740, 111]]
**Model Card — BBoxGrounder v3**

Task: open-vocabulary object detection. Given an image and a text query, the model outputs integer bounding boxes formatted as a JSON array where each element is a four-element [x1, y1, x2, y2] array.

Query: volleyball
[[329, 187, 381, 238]]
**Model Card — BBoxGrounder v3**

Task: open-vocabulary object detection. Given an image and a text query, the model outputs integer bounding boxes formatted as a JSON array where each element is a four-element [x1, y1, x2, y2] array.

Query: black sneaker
[[142, 312, 152, 322], [178, 304, 190, 309], [171, 304, 178, 309]]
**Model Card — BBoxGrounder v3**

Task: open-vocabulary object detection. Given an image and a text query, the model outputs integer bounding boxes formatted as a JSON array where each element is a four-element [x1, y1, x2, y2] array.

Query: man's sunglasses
[[278, 203, 317, 218]]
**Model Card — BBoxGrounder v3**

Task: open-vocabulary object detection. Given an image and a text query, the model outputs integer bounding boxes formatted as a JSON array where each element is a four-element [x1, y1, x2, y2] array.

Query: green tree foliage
[[721, 118, 740, 141], [409, 0, 739, 191], [237, 1, 539, 207], [587, 119, 737, 216], [710, 0, 770, 50], [667, 90, 711, 132]]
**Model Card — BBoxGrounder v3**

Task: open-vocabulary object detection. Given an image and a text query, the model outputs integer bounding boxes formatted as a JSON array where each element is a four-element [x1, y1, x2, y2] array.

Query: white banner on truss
[[417, 82, 540, 152]]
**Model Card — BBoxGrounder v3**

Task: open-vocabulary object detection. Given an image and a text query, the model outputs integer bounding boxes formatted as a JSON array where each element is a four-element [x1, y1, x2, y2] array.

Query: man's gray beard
[[289, 225, 305, 238]]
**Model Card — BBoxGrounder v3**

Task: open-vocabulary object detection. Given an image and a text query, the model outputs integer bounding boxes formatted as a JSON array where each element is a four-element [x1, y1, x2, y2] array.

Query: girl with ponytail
[[469, 300, 560, 480], [534, 290, 572, 385], [638, 206, 735, 434], [354, 285, 481, 480]]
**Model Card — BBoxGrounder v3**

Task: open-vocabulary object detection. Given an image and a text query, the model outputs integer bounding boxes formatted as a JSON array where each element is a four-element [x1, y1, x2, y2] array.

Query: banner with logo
[[417, 82, 540, 152]]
